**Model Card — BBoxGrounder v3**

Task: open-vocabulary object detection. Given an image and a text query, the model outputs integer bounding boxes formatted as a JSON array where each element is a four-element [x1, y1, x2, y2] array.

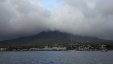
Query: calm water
[[0, 51, 113, 64]]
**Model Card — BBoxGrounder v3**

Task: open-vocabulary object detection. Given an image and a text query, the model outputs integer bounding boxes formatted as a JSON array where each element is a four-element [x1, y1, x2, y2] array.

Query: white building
[[42, 46, 66, 51], [0, 48, 7, 51]]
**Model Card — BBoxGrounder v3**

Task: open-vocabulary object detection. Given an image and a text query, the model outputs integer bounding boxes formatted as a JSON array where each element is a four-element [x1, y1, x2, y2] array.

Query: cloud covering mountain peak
[[0, 0, 113, 40]]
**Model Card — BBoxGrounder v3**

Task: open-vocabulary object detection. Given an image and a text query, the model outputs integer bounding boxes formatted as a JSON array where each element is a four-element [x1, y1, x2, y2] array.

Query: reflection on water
[[0, 51, 113, 64]]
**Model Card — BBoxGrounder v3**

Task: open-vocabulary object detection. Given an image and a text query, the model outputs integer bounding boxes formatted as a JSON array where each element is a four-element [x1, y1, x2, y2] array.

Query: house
[[0, 48, 7, 51]]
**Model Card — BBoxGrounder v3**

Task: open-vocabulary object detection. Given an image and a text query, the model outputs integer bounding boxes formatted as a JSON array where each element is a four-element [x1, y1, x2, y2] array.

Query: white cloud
[[0, 0, 113, 40]]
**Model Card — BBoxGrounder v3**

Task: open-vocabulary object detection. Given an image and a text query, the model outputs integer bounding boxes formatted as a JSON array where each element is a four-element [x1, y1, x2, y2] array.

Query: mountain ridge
[[0, 31, 113, 47]]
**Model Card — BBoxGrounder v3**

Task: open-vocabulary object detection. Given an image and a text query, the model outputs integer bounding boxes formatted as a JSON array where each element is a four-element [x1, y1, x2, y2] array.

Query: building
[[41, 46, 66, 51], [0, 48, 7, 51]]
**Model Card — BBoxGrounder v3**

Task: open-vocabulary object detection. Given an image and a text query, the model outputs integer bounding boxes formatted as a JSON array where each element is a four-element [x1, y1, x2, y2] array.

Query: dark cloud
[[0, 0, 113, 40]]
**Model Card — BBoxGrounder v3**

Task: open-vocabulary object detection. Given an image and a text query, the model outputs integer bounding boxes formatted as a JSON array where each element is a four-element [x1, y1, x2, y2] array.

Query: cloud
[[51, 0, 113, 40], [0, 0, 51, 40], [0, 0, 113, 40]]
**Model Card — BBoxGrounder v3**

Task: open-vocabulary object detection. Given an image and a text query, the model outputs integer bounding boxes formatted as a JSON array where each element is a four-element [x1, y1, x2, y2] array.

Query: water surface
[[0, 51, 113, 64]]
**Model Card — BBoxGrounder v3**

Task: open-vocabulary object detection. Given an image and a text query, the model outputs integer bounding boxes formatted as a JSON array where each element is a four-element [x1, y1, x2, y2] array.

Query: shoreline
[[0, 50, 112, 52]]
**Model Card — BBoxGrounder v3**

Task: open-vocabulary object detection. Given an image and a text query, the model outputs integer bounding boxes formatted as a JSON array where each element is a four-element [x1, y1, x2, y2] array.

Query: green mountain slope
[[0, 31, 113, 48]]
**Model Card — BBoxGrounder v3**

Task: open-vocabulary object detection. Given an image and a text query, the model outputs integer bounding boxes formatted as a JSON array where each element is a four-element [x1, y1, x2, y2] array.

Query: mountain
[[0, 31, 113, 47]]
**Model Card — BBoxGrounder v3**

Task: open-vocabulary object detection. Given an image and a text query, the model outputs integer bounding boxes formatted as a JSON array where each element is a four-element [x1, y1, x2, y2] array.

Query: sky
[[40, 0, 61, 10], [0, 0, 113, 41]]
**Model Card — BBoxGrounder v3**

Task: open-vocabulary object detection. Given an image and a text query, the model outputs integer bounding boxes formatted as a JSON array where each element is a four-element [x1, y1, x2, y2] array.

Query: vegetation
[[0, 31, 113, 50]]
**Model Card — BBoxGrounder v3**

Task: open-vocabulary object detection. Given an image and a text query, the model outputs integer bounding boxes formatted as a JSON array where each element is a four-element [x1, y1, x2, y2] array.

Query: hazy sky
[[0, 0, 113, 40]]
